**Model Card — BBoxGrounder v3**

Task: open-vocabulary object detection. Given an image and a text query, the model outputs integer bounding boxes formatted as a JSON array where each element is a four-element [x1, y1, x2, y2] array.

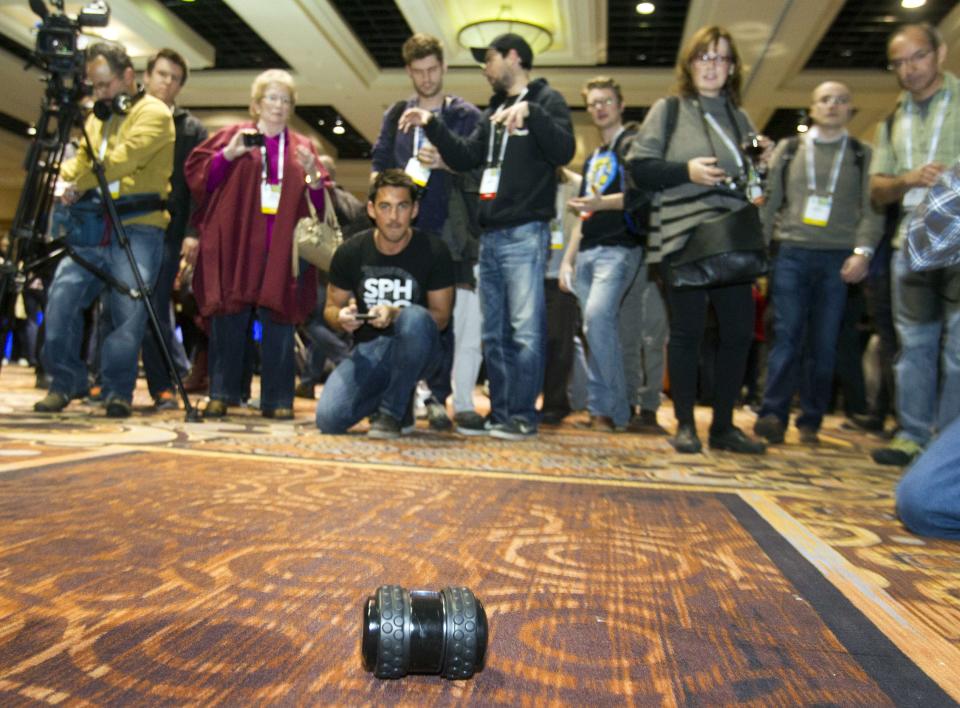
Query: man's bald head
[[809, 81, 853, 132]]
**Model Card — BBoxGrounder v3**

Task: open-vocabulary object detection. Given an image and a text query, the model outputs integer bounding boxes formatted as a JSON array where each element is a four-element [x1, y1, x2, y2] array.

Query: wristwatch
[[853, 246, 874, 260]]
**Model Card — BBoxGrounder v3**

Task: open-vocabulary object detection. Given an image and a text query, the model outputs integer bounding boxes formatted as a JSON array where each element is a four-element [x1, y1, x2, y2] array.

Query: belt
[[114, 193, 166, 217]]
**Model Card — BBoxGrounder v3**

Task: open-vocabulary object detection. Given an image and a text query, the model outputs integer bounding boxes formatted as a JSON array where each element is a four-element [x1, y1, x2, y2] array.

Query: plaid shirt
[[907, 161, 960, 271]]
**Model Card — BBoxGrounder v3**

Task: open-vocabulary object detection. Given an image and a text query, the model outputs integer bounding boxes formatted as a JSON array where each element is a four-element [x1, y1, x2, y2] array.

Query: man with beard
[[370, 33, 484, 434], [869, 23, 960, 466], [398, 33, 575, 440]]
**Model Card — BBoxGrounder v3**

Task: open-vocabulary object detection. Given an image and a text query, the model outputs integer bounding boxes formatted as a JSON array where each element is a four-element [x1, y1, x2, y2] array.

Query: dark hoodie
[[424, 78, 575, 231]]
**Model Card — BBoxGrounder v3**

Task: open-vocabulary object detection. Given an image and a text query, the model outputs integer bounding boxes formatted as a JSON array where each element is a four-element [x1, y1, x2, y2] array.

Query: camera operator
[[34, 41, 174, 418]]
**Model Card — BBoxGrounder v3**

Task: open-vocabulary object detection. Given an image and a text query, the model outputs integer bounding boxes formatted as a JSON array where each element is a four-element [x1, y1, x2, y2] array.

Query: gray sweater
[[762, 134, 882, 250], [626, 94, 756, 263]]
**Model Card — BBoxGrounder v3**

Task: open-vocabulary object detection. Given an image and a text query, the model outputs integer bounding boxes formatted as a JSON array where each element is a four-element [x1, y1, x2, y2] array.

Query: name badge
[[802, 195, 832, 227], [550, 222, 564, 250], [902, 187, 927, 210], [108, 180, 120, 199], [404, 156, 431, 187], [479, 167, 500, 201], [261, 183, 281, 214]]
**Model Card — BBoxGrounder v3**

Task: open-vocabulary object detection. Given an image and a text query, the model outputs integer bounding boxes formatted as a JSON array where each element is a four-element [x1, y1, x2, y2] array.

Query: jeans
[[141, 234, 190, 397], [210, 307, 295, 412], [896, 415, 960, 540], [42, 224, 164, 402], [574, 244, 642, 426], [315, 305, 441, 432], [891, 249, 960, 446], [478, 222, 549, 427], [620, 263, 668, 413], [760, 246, 849, 431], [451, 276, 484, 414]]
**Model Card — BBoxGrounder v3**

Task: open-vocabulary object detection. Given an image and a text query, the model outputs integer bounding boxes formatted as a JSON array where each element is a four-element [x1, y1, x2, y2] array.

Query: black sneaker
[[797, 426, 819, 445], [34, 391, 70, 413], [105, 397, 132, 418], [753, 414, 785, 444], [368, 411, 402, 439], [626, 409, 667, 435], [425, 397, 453, 431], [669, 424, 702, 453], [871, 437, 921, 466], [710, 427, 767, 454], [294, 381, 316, 400], [454, 411, 488, 436], [540, 408, 569, 426], [489, 418, 537, 441]]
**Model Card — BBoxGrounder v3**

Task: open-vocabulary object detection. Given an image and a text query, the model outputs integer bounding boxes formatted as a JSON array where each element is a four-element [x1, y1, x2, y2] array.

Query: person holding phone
[[185, 69, 327, 420], [315, 170, 455, 438]]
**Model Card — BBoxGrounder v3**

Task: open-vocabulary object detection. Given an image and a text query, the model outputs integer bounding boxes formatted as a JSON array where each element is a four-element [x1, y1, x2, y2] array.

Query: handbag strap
[[303, 187, 342, 228], [694, 97, 750, 188]]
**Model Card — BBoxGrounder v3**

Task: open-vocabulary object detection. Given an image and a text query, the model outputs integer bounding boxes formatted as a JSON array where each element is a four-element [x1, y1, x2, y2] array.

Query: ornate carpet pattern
[[0, 367, 959, 705]]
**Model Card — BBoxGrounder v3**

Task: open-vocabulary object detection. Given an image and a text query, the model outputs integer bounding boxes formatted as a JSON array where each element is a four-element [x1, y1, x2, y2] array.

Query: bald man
[[753, 80, 882, 446]]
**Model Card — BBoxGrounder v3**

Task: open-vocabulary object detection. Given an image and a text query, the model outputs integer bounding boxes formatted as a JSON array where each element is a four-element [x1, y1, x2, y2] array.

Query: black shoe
[[753, 414, 785, 444], [489, 418, 537, 441], [454, 411, 488, 436], [669, 424, 702, 453], [797, 426, 819, 445], [425, 397, 452, 431], [626, 409, 667, 435], [540, 408, 569, 426], [34, 391, 70, 413], [848, 413, 885, 433], [105, 397, 132, 418], [871, 437, 921, 466], [262, 407, 294, 420], [369, 411, 402, 439], [710, 427, 767, 454], [294, 381, 316, 400]]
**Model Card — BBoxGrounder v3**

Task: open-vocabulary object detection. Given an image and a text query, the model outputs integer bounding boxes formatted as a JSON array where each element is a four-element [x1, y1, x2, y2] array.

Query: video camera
[[30, 0, 110, 76]]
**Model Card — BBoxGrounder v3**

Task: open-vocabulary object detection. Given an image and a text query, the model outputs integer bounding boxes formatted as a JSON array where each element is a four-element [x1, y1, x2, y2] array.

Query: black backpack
[[777, 134, 866, 202]]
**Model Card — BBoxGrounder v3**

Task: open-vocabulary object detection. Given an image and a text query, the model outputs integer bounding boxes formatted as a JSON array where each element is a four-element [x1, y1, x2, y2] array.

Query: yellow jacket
[[60, 92, 175, 229]]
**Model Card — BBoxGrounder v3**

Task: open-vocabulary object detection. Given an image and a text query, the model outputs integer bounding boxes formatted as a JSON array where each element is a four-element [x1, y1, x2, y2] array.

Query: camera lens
[[362, 585, 487, 680]]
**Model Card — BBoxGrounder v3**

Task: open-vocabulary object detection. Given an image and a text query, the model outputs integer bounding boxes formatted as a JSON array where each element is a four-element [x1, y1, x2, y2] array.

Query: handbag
[[667, 203, 768, 289], [292, 188, 342, 275]]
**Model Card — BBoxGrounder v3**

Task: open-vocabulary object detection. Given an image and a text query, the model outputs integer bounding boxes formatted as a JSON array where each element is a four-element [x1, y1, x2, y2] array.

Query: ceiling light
[[901, 0, 926, 8], [457, 6, 553, 56], [332, 119, 345, 135], [636, 2, 656, 14]]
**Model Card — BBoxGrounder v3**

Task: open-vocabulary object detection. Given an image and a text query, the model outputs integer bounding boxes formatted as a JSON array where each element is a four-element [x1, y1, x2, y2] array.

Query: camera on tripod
[[30, 0, 110, 76]]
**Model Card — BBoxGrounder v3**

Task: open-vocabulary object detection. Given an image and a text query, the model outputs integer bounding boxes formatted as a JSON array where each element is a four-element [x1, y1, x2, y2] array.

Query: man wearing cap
[[398, 32, 575, 440]]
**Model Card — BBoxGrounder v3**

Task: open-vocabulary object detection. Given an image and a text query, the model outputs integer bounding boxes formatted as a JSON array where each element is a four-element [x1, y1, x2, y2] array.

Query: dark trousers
[[542, 278, 581, 415], [664, 278, 754, 433], [425, 324, 455, 404], [864, 261, 897, 421], [141, 235, 191, 397]]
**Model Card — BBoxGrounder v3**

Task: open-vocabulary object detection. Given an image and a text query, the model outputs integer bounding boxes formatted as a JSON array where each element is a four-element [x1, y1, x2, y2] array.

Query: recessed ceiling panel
[[328, 0, 412, 69], [607, 0, 691, 68]]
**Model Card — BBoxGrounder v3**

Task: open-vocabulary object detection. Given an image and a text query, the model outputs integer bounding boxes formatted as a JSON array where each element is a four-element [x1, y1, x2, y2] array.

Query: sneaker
[[454, 411, 488, 436], [669, 424, 702, 454], [797, 426, 819, 445], [754, 414, 785, 444], [105, 397, 132, 418], [204, 399, 229, 418], [154, 389, 177, 410], [872, 437, 922, 466], [368, 412, 402, 439], [710, 427, 767, 454], [263, 407, 294, 420], [294, 381, 315, 400], [577, 415, 616, 432], [626, 409, 667, 435], [34, 391, 70, 413], [85, 385, 104, 404], [846, 413, 885, 433], [425, 397, 453, 431], [489, 418, 537, 441]]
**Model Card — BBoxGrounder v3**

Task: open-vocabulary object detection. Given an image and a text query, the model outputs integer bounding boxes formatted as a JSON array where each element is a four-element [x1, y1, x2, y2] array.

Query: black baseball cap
[[470, 33, 534, 69]]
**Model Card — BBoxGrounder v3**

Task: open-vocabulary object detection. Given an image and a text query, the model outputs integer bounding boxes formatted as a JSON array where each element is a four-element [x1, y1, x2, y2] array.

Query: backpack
[[778, 134, 866, 201]]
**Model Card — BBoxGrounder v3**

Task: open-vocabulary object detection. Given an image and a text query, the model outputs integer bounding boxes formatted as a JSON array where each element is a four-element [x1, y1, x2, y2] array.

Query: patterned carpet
[[0, 367, 958, 705]]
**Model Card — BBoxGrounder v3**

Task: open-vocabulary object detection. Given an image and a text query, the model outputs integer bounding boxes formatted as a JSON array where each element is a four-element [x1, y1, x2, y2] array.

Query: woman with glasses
[[625, 25, 767, 454], [185, 69, 327, 419]]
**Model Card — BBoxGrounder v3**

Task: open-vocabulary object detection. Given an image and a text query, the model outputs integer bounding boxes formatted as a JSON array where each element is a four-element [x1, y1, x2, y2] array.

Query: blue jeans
[[574, 244, 642, 426], [891, 249, 960, 446], [760, 246, 849, 431], [478, 222, 549, 427], [210, 307, 294, 411], [315, 305, 441, 432], [43, 224, 164, 402], [141, 234, 191, 397], [896, 415, 960, 539]]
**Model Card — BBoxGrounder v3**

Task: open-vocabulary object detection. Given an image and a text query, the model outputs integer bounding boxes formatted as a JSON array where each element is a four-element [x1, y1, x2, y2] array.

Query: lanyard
[[804, 133, 847, 195], [904, 89, 951, 170], [703, 111, 746, 177], [485, 88, 528, 166], [260, 130, 285, 185], [99, 117, 112, 159]]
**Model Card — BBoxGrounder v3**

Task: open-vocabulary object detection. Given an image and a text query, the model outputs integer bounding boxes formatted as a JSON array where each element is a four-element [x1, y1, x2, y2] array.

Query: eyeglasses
[[586, 97, 617, 110], [815, 95, 851, 106], [887, 48, 933, 72], [694, 53, 733, 66], [262, 93, 292, 105]]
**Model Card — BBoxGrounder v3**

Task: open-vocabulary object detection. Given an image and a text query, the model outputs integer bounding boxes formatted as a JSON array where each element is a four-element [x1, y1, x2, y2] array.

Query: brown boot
[[182, 348, 209, 393]]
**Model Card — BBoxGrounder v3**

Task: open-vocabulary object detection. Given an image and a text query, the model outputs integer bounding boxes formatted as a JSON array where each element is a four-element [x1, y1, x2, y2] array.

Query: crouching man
[[315, 169, 454, 438]]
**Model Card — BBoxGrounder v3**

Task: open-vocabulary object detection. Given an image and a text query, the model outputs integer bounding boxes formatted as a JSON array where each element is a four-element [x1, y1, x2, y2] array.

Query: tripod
[[0, 70, 201, 421]]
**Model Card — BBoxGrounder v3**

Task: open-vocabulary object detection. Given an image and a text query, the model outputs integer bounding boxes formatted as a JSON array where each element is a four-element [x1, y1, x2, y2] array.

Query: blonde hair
[[249, 69, 297, 117]]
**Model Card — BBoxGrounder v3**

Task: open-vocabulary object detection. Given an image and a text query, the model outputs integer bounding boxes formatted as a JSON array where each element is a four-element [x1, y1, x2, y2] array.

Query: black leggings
[[664, 278, 754, 433]]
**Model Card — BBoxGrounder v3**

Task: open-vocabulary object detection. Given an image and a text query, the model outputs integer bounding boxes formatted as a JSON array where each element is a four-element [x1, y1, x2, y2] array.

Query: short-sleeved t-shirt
[[578, 128, 638, 250], [328, 227, 454, 342]]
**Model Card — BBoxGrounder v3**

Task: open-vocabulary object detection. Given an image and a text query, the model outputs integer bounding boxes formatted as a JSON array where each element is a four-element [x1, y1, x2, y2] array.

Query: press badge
[[802, 195, 832, 227], [260, 183, 281, 214], [479, 167, 501, 201], [902, 187, 927, 210], [106, 180, 120, 199], [550, 221, 564, 249], [404, 156, 431, 187]]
